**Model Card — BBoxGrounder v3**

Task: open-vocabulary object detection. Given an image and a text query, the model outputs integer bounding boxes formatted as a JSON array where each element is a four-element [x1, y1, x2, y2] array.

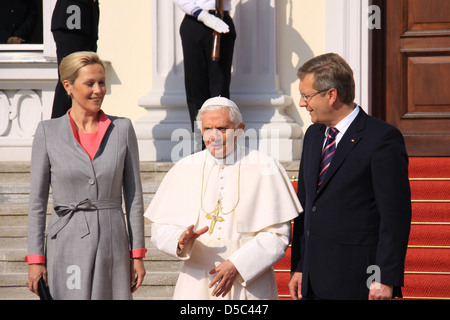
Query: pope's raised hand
[[178, 225, 209, 252]]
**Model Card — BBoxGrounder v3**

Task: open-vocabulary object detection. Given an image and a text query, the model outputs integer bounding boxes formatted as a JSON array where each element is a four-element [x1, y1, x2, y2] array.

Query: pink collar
[[68, 110, 111, 161]]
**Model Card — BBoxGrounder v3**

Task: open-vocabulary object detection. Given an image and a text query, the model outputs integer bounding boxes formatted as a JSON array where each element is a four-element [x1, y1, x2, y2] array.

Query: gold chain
[[200, 153, 241, 215]]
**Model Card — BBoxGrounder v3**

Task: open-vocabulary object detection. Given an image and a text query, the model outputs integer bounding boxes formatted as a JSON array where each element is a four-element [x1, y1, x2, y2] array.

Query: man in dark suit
[[51, 0, 100, 118], [288, 53, 411, 300]]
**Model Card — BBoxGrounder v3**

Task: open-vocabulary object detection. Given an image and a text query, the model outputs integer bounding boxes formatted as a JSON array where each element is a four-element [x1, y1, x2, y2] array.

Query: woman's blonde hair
[[60, 51, 105, 85]]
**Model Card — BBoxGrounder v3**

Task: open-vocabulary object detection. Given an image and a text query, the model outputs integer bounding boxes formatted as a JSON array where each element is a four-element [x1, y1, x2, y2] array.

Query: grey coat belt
[[46, 197, 122, 238]]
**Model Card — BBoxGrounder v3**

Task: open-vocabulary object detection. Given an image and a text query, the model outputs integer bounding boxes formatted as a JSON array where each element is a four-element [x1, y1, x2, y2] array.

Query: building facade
[[0, 0, 371, 162]]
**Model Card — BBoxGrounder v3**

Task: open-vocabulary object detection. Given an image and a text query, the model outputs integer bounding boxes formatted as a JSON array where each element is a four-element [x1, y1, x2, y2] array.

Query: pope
[[145, 97, 302, 299]]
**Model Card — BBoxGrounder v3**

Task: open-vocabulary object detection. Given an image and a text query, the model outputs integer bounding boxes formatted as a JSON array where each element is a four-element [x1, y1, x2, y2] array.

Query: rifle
[[211, 0, 224, 61]]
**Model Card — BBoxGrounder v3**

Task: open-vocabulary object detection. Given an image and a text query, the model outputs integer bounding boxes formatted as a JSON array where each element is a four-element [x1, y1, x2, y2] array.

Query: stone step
[[0, 246, 27, 261], [0, 159, 299, 300], [0, 270, 179, 287], [0, 181, 161, 193], [0, 273, 28, 286], [0, 161, 174, 181], [0, 224, 175, 260], [0, 226, 28, 238], [0, 255, 180, 300], [0, 203, 34, 216], [0, 171, 171, 186], [0, 183, 158, 204], [0, 224, 153, 239], [0, 202, 155, 228], [132, 285, 175, 300], [0, 286, 38, 300], [0, 206, 50, 227], [6, 249, 177, 269], [0, 254, 182, 273], [0, 161, 175, 172], [0, 173, 30, 184], [0, 237, 27, 250], [2, 234, 160, 250], [0, 161, 298, 174], [0, 208, 153, 227], [0, 282, 175, 300], [0, 161, 299, 185]]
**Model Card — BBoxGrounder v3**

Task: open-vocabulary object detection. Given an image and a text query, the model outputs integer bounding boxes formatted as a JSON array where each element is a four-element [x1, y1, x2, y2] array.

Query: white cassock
[[145, 146, 302, 300]]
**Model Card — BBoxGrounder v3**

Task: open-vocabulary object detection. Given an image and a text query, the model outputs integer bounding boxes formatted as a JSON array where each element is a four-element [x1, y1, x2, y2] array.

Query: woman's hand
[[130, 258, 146, 293], [27, 264, 47, 296]]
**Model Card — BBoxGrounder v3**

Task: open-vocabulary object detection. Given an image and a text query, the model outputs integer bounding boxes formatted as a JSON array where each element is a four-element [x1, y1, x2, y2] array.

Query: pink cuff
[[25, 250, 146, 263], [24, 255, 46, 265], [131, 248, 147, 259]]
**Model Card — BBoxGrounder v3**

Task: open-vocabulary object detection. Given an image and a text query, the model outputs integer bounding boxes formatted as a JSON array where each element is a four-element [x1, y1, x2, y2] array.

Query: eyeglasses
[[300, 89, 331, 103]]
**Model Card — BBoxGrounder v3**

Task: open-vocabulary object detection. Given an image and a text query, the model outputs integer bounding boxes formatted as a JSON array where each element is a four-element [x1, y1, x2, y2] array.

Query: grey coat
[[27, 114, 145, 300]]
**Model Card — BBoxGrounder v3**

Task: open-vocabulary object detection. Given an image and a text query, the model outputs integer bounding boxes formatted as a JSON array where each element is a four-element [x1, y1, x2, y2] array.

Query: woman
[[25, 51, 146, 299]]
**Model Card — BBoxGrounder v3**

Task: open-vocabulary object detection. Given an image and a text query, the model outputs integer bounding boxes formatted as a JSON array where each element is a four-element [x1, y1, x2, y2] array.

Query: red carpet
[[405, 157, 450, 299], [276, 157, 450, 300]]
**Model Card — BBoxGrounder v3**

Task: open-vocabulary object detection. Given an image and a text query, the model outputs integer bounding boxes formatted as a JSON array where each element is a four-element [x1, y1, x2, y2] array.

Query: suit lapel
[[316, 109, 367, 195], [60, 114, 81, 151], [60, 114, 94, 164]]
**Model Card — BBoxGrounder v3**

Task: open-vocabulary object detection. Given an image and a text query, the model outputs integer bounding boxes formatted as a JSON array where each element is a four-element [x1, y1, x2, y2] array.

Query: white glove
[[197, 11, 229, 33]]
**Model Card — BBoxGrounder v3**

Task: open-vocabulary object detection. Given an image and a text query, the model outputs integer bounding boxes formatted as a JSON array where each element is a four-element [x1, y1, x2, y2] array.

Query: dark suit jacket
[[51, 0, 99, 38], [291, 107, 411, 300]]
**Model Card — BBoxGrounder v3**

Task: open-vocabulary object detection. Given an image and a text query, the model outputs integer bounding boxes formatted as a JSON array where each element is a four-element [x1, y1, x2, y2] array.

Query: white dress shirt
[[324, 104, 360, 148]]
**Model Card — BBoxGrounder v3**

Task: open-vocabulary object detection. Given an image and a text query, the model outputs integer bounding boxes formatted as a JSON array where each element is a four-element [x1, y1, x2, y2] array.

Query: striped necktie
[[318, 127, 339, 188]]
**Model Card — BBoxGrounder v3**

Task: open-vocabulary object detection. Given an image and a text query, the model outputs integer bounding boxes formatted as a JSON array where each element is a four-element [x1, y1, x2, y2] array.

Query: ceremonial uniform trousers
[[27, 114, 145, 299], [50, 0, 100, 118], [179, 13, 236, 131]]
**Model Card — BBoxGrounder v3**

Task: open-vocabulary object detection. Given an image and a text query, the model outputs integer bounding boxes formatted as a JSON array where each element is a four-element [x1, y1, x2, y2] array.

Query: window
[[0, 0, 44, 51]]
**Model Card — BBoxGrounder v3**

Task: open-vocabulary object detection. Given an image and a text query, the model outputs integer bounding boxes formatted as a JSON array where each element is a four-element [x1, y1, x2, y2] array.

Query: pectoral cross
[[206, 201, 224, 235]]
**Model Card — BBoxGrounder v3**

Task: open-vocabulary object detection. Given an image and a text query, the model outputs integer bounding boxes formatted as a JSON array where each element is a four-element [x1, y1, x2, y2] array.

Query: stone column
[[134, 0, 190, 162], [135, 0, 302, 162]]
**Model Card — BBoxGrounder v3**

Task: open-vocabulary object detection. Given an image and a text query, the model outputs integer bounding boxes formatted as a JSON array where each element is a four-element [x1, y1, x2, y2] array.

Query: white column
[[326, 0, 370, 113], [43, 0, 58, 59], [230, 0, 302, 161], [135, 0, 302, 162], [134, 0, 191, 162]]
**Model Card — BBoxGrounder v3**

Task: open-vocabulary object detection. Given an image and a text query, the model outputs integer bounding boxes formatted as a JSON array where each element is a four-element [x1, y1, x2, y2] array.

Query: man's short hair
[[297, 53, 355, 105]]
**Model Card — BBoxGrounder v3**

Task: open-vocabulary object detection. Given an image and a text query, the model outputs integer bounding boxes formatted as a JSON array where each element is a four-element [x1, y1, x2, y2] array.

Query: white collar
[[325, 104, 360, 139], [206, 144, 242, 165]]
